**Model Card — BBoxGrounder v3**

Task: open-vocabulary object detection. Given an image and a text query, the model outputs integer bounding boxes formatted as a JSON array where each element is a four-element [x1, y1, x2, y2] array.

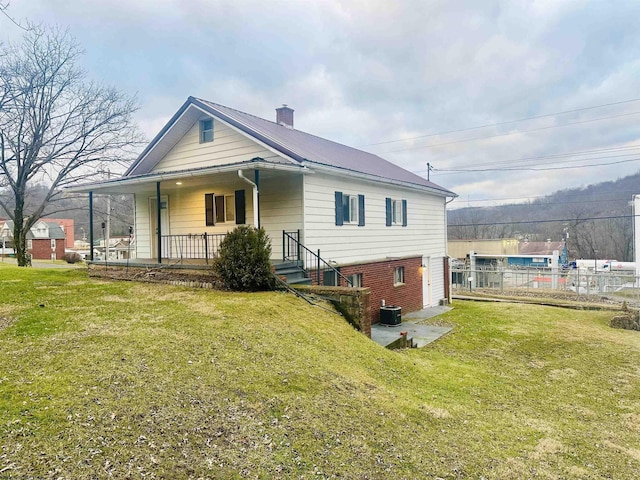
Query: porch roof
[[66, 159, 307, 194]]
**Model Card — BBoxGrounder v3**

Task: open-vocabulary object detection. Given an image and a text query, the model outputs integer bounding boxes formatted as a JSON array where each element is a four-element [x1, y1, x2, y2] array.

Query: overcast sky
[[3, 0, 640, 209]]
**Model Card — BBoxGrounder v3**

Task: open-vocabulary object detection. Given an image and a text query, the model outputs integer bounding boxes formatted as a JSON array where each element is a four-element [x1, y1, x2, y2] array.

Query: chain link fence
[[452, 267, 638, 298]]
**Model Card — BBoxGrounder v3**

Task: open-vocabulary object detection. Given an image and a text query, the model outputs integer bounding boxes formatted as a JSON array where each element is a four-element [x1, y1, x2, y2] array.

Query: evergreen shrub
[[213, 226, 274, 291]]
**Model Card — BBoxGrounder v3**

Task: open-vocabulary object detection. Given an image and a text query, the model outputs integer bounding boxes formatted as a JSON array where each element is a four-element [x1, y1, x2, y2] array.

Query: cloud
[[3, 0, 640, 204]]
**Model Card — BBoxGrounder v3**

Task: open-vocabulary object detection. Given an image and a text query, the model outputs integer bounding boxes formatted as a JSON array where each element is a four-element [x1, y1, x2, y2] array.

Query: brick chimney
[[276, 104, 294, 128]]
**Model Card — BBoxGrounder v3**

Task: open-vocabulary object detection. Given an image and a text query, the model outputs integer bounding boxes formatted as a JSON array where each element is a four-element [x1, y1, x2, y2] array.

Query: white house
[[71, 97, 456, 321]]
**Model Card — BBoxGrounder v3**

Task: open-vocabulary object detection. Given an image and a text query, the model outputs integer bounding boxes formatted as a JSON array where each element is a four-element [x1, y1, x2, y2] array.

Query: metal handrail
[[283, 230, 353, 287]]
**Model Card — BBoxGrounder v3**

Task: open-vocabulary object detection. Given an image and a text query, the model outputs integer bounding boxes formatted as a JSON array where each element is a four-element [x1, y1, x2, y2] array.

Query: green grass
[[0, 264, 639, 479]]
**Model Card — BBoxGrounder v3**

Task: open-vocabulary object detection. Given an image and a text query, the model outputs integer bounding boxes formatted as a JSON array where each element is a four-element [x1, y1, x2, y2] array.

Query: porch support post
[[254, 169, 260, 228], [156, 181, 162, 264], [89, 191, 94, 261]]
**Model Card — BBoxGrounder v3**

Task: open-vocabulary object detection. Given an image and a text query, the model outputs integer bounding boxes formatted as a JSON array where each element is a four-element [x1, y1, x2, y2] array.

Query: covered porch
[[72, 161, 305, 265]]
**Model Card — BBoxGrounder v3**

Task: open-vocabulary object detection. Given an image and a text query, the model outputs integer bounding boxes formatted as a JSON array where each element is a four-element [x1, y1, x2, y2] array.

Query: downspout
[[238, 170, 259, 228]]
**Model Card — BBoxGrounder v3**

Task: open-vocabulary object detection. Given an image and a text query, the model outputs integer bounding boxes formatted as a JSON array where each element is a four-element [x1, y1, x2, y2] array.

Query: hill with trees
[[448, 171, 640, 261]]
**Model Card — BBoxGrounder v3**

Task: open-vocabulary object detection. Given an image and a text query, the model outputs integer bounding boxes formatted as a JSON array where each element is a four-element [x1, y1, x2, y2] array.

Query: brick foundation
[[310, 257, 423, 324]]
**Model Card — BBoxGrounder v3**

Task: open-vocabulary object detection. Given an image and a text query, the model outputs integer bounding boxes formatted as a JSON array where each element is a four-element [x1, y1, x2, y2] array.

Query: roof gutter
[[66, 160, 308, 194], [302, 161, 458, 198]]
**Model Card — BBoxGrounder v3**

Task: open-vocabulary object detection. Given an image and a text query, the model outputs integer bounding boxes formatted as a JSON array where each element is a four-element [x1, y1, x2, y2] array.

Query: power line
[[451, 198, 633, 208], [360, 97, 640, 148], [380, 111, 640, 154], [406, 144, 640, 176], [449, 214, 632, 227], [434, 156, 640, 174], [432, 152, 640, 174], [435, 145, 640, 171]]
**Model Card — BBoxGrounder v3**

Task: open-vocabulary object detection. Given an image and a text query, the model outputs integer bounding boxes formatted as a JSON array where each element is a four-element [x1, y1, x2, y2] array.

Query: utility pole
[[427, 162, 433, 181]]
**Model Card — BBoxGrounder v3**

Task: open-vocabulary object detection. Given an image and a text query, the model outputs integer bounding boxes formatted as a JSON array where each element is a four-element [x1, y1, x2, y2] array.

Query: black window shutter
[[385, 197, 392, 226], [335, 191, 343, 226], [402, 199, 408, 227], [205, 193, 215, 226], [358, 194, 365, 226], [235, 189, 246, 225]]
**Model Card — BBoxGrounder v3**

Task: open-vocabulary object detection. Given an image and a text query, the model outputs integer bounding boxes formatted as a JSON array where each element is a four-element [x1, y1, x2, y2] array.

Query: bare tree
[[0, 26, 140, 265]]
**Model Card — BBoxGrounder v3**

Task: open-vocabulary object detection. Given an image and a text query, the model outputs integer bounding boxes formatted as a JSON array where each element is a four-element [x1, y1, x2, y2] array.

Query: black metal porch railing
[[283, 230, 353, 287], [161, 233, 226, 263]]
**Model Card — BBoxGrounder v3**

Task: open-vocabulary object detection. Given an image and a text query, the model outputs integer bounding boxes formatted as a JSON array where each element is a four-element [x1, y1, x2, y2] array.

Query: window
[[344, 194, 358, 224], [322, 269, 338, 286], [51, 239, 56, 249], [394, 266, 405, 285], [205, 191, 243, 226], [27, 239, 32, 250], [200, 118, 213, 143], [214, 195, 235, 223], [392, 200, 402, 224], [347, 273, 363, 287], [386, 198, 407, 226], [334, 192, 365, 226]]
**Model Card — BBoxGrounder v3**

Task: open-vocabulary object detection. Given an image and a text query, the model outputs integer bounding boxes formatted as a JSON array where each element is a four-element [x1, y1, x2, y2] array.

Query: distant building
[[0, 220, 66, 260], [519, 240, 568, 266], [44, 218, 75, 249], [448, 238, 519, 259]]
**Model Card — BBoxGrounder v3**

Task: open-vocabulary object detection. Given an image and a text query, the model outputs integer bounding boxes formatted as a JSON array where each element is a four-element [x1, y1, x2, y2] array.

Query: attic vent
[[276, 104, 294, 128]]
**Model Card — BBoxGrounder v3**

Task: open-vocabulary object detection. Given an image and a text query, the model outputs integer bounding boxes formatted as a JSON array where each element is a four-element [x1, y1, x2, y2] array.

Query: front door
[[422, 255, 432, 308], [149, 195, 169, 259]]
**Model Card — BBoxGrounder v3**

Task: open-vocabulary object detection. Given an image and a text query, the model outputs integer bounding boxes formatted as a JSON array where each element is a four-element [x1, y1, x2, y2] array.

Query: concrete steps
[[274, 260, 312, 286]]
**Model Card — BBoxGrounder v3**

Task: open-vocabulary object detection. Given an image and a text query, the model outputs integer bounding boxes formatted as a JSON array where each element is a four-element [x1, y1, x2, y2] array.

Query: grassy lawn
[[0, 264, 639, 479]]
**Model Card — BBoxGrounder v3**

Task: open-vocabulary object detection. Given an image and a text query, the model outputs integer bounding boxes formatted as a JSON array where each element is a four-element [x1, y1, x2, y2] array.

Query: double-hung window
[[200, 118, 214, 143], [214, 194, 235, 223], [394, 266, 405, 286], [344, 194, 359, 224], [386, 198, 407, 226], [205, 190, 246, 226], [335, 191, 365, 226], [347, 273, 363, 287]]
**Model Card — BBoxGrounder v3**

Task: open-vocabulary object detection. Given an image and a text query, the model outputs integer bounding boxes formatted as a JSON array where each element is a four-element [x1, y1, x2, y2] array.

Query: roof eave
[[66, 160, 308, 194], [302, 161, 457, 197]]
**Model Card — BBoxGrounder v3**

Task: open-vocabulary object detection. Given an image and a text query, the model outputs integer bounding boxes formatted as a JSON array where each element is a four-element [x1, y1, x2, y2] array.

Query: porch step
[[274, 260, 311, 285], [286, 277, 313, 286]]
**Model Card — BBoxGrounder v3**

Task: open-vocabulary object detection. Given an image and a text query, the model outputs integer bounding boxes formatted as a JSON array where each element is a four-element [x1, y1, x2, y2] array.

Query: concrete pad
[[371, 306, 453, 348]]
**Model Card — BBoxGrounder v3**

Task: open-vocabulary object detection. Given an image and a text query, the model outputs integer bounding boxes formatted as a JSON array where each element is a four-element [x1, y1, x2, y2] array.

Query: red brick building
[[1, 220, 67, 260]]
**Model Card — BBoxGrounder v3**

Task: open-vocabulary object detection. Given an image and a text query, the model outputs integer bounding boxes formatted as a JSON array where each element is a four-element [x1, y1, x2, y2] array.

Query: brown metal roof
[[126, 97, 456, 196]]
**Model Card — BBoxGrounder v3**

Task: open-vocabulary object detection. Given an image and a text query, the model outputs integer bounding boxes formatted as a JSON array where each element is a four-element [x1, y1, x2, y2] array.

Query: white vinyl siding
[[134, 193, 151, 259], [260, 174, 303, 260], [133, 174, 255, 259], [151, 118, 282, 173], [303, 173, 447, 305]]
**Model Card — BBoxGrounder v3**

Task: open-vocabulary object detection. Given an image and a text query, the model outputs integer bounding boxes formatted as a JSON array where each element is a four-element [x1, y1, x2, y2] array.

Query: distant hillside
[[0, 184, 133, 240], [448, 171, 640, 261]]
